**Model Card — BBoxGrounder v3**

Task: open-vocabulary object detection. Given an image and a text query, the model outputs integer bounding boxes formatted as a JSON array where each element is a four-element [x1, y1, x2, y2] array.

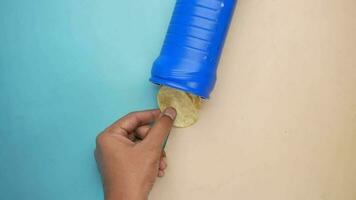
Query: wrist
[[105, 187, 148, 200], [106, 193, 147, 200]]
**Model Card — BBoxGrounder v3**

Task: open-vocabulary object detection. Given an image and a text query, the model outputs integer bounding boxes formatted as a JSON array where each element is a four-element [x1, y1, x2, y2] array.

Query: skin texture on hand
[[95, 108, 177, 200]]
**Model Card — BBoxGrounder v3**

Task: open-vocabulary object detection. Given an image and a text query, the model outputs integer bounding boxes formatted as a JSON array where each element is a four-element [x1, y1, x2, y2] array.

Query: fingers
[[159, 157, 167, 170], [159, 151, 167, 170], [142, 107, 176, 150], [106, 109, 160, 134], [135, 125, 151, 139], [158, 152, 167, 177], [158, 170, 165, 177]]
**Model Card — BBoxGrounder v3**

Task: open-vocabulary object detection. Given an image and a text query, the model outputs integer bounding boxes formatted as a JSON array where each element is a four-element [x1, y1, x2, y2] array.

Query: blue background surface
[[0, 0, 174, 199]]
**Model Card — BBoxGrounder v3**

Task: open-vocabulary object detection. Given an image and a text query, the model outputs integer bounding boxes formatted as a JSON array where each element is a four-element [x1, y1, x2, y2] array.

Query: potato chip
[[187, 93, 202, 109], [157, 86, 201, 128]]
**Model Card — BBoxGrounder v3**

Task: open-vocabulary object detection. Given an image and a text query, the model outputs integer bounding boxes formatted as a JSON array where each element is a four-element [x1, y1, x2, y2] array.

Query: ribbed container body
[[150, 0, 237, 98]]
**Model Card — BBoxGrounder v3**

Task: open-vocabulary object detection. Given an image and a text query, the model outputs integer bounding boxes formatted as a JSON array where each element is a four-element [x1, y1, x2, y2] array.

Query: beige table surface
[[151, 0, 356, 199]]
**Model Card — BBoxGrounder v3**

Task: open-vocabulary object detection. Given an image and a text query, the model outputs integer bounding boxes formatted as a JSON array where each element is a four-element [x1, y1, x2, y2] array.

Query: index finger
[[106, 109, 160, 133], [142, 107, 176, 149]]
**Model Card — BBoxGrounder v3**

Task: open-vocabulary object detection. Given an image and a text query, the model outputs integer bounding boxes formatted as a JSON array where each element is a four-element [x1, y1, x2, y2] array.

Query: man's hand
[[95, 108, 177, 200]]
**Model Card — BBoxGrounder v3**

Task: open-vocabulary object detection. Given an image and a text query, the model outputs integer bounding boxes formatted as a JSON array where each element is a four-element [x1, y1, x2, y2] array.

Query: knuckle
[[96, 133, 110, 146], [127, 111, 137, 117]]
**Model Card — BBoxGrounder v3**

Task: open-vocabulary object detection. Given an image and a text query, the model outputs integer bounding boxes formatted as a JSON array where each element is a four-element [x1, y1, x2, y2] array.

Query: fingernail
[[163, 107, 176, 120]]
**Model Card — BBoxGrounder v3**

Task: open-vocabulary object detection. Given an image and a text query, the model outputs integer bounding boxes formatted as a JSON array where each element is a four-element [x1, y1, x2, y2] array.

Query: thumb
[[142, 107, 176, 149]]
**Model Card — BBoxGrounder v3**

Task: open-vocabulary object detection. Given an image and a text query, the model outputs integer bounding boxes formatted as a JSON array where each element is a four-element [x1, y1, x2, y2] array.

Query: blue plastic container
[[150, 0, 237, 99]]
